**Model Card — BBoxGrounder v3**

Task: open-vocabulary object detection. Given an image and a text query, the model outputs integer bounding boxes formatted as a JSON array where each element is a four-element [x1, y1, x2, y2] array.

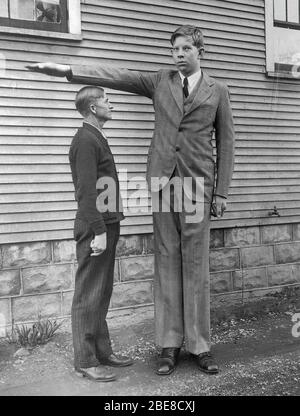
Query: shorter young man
[[69, 86, 133, 382]]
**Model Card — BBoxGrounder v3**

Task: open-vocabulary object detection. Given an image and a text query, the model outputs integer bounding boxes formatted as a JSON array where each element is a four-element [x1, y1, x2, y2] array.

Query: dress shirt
[[179, 69, 202, 95]]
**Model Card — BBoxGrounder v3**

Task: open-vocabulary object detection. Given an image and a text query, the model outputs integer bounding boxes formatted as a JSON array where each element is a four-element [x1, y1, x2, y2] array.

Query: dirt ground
[[0, 290, 300, 396]]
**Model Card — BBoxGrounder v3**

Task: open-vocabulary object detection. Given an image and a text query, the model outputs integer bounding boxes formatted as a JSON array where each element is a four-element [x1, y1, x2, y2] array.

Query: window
[[273, 0, 300, 29], [0, 0, 68, 33], [265, 0, 300, 77]]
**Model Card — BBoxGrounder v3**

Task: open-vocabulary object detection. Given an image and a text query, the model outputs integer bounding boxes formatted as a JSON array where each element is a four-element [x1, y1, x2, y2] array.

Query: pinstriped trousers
[[71, 218, 120, 369], [153, 182, 211, 355]]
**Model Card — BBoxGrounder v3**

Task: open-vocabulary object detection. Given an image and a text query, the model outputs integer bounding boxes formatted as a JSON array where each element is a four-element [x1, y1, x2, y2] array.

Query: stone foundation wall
[[1, 223, 300, 331]]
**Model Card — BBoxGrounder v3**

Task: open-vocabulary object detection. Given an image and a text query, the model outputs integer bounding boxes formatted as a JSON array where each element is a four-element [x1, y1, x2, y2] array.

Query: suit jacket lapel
[[167, 72, 183, 115], [184, 72, 215, 116]]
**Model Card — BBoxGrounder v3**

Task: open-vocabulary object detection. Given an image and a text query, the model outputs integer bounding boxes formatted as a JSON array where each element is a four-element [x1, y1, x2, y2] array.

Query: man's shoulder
[[156, 68, 178, 80], [71, 126, 99, 148], [206, 74, 229, 92]]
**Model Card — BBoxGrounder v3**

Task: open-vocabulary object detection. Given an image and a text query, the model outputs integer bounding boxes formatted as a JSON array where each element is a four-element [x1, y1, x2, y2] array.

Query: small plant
[[6, 315, 63, 348]]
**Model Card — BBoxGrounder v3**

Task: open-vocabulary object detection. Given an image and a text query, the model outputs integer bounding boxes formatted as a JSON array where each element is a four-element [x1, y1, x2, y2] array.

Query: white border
[[265, 0, 275, 72], [68, 0, 81, 35]]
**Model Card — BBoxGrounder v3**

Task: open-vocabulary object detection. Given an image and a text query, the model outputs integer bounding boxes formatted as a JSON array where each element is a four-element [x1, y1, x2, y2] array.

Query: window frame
[[273, 0, 300, 29], [274, 21, 300, 29], [0, 0, 82, 38], [0, 0, 68, 33], [265, 0, 300, 78]]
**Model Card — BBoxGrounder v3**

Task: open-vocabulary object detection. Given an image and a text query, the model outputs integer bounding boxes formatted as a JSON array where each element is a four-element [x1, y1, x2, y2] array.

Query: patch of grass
[[6, 315, 63, 348]]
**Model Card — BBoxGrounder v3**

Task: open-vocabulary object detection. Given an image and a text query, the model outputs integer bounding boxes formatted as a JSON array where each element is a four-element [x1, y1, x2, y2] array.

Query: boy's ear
[[199, 48, 205, 58]]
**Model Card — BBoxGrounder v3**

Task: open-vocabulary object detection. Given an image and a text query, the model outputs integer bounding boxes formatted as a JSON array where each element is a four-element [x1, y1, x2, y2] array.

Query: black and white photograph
[[0, 0, 300, 400]]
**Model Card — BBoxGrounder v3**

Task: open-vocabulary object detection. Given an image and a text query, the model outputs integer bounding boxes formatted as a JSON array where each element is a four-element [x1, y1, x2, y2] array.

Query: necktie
[[183, 77, 189, 98]]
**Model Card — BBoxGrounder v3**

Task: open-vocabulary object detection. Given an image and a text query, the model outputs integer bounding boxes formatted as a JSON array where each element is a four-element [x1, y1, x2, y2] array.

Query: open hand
[[25, 62, 71, 77]]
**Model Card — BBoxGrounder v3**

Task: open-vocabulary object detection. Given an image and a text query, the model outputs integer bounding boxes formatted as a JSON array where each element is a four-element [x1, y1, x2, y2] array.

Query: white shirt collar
[[179, 69, 202, 93]]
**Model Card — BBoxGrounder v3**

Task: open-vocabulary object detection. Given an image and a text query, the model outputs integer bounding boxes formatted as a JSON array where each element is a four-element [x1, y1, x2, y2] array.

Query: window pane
[[36, 1, 61, 23], [274, 0, 287, 21], [10, 0, 35, 20], [9, 0, 61, 22], [0, 0, 9, 17], [287, 0, 299, 23]]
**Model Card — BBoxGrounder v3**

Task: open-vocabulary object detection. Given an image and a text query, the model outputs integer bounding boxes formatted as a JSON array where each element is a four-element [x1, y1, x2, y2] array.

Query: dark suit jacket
[[68, 66, 235, 202], [69, 122, 124, 235]]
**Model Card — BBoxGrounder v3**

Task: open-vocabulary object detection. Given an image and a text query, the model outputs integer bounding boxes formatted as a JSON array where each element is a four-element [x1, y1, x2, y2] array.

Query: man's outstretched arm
[[26, 62, 160, 99]]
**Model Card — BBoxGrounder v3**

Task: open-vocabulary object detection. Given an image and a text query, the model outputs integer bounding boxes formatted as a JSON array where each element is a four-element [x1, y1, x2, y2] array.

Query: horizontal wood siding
[[0, 0, 300, 244]]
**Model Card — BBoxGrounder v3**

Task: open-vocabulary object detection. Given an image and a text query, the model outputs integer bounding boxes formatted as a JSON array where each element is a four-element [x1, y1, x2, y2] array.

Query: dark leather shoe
[[75, 365, 116, 382], [156, 347, 180, 376], [194, 352, 219, 374], [99, 353, 134, 367]]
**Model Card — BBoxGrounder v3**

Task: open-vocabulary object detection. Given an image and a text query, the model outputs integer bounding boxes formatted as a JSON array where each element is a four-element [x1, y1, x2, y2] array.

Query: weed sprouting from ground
[[5, 315, 63, 348]]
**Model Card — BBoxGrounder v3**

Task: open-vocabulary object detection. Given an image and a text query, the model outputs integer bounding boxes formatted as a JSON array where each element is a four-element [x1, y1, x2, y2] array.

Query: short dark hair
[[170, 25, 204, 51], [75, 86, 105, 117]]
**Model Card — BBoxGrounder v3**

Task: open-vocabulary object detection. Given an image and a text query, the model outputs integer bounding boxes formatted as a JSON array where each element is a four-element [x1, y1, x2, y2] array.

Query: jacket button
[[175, 145, 180, 151]]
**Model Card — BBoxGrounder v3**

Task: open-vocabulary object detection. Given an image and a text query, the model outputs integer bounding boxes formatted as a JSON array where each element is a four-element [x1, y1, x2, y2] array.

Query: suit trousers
[[71, 218, 120, 369], [153, 183, 211, 355]]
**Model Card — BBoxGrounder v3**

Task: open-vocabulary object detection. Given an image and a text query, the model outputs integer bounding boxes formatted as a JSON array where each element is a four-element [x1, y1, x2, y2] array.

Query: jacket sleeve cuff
[[90, 220, 107, 235], [214, 193, 227, 199], [66, 68, 73, 81]]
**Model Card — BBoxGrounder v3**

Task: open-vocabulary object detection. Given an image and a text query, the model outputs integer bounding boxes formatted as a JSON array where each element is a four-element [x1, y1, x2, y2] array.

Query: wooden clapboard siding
[[0, 0, 300, 244]]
